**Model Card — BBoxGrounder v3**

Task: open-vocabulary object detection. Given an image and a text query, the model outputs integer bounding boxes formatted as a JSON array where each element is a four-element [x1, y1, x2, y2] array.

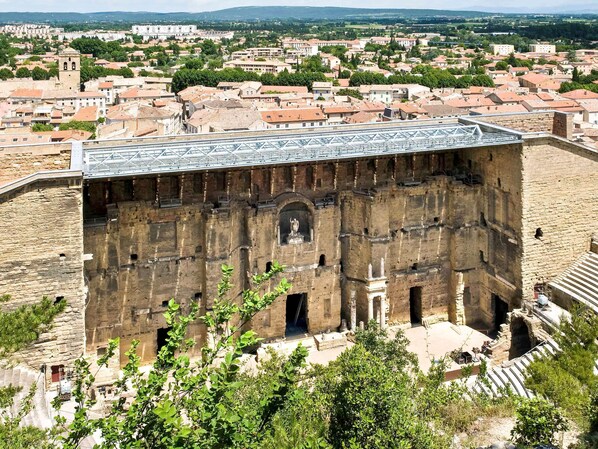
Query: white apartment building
[[223, 59, 292, 74], [0, 24, 63, 38], [58, 32, 126, 42], [529, 43, 556, 54], [76, 92, 107, 116], [490, 44, 515, 56], [231, 48, 284, 60], [281, 39, 320, 56], [197, 30, 234, 41], [132, 24, 198, 40], [358, 84, 431, 104]]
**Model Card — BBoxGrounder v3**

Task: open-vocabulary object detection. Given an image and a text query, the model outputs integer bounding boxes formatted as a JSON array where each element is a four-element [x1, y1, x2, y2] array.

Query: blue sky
[[0, 0, 594, 13]]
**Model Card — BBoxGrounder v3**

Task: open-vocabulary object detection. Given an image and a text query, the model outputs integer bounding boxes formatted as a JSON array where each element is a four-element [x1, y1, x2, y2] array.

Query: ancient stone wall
[[519, 138, 598, 300], [0, 143, 72, 186], [0, 176, 85, 373], [84, 149, 522, 363], [474, 111, 573, 139]]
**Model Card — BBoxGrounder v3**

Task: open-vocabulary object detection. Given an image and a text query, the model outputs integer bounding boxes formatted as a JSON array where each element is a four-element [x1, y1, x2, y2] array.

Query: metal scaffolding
[[82, 124, 521, 179]]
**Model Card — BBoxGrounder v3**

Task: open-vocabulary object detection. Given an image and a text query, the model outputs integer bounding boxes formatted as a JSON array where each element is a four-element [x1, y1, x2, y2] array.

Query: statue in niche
[[286, 217, 304, 244]]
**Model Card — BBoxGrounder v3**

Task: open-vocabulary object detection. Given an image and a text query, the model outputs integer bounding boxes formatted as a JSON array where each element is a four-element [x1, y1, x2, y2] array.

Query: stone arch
[[509, 316, 533, 360], [278, 199, 313, 245]]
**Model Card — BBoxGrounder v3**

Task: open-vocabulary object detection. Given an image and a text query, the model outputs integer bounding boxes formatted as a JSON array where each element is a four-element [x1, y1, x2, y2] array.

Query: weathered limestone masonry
[[0, 143, 72, 185], [1, 113, 596, 380], [519, 137, 598, 300], [476, 111, 573, 140], [0, 173, 85, 375], [83, 143, 529, 364]]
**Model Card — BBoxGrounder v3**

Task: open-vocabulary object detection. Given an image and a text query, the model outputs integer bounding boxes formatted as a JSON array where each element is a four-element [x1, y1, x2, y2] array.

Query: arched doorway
[[509, 317, 533, 360]]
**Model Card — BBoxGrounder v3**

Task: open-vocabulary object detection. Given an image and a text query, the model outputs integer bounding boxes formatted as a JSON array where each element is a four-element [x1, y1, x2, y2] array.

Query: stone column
[[368, 295, 374, 324], [379, 295, 387, 329], [451, 271, 466, 325], [350, 290, 357, 331]]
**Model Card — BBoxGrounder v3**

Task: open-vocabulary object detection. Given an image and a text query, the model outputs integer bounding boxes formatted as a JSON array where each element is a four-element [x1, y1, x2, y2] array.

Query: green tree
[[336, 88, 363, 100], [54, 263, 308, 449], [526, 306, 598, 424], [32, 123, 54, 132], [495, 60, 509, 71], [59, 121, 96, 139], [0, 294, 66, 448], [200, 39, 220, 57], [511, 397, 568, 448], [15, 67, 31, 78], [0, 68, 13, 80], [70, 37, 108, 57], [31, 67, 49, 81]]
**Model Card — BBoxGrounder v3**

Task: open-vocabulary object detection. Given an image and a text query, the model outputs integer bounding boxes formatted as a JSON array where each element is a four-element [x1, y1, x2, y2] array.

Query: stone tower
[[58, 47, 80, 92]]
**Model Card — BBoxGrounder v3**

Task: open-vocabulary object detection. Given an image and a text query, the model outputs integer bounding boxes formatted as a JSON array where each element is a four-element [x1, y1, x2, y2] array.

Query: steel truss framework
[[82, 124, 521, 179]]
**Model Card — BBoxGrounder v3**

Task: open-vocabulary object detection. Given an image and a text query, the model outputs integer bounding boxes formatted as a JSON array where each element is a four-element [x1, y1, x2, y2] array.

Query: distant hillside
[[193, 6, 497, 20], [0, 7, 498, 24]]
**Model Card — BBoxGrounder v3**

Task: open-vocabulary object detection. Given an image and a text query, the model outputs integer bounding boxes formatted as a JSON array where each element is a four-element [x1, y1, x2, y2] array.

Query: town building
[[489, 44, 515, 56], [529, 43, 557, 54], [58, 47, 81, 92], [132, 24, 198, 40], [223, 59, 292, 74]]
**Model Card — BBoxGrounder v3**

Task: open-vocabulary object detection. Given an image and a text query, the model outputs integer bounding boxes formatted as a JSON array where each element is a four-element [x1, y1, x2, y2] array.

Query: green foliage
[[525, 306, 598, 425], [70, 37, 107, 57], [59, 120, 96, 138], [264, 323, 465, 449], [32, 123, 54, 132], [172, 68, 327, 93], [511, 397, 568, 448], [348, 66, 493, 89], [589, 390, 598, 433], [80, 57, 133, 84], [336, 88, 363, 99], [14, 67, 30, 78], [0, 295, 66, 448], [0, 295, 66, 360], [0, 68, 13, 80], [200, 39, 220, 57], [54, 262, 308, 449], [495, 60, 509, 71], [31, 66, 50, 80], [505, 53, 534, 69], [559, 70, 598, 94], [300, 55, 328, 73]]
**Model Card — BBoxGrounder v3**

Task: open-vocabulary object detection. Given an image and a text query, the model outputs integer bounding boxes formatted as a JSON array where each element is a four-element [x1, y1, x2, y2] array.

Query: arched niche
[[279, 202, 312, 245]]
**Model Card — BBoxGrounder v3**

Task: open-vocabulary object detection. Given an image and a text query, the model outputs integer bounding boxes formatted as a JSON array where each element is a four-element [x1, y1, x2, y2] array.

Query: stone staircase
[[550, 251, 598, 313], [0, 364, 53, 429], [472, 339, 560, 398], [473, 337, 598, 398]]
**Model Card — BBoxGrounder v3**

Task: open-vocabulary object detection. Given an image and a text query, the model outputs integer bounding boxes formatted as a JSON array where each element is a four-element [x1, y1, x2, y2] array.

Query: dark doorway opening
[[409, 287, 422, 325], [156, 327, 171, 354], [493, 294, 509, 333], [509, 318, 533, 360], [286, 293, 308, 337]]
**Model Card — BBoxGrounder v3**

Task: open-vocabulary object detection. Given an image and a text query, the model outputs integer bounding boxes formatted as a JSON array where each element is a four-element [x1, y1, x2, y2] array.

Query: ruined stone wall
[[461, 144, 524, 327], [519, 138, 598, 300], [474, 112, 573, 139], [0, 143, 72, 186], [82, 135, 598, 366], [0, 176, 85, 372]]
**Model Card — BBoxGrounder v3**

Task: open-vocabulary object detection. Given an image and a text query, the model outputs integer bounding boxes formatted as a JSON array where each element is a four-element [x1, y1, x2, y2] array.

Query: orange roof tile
[[260, 108, 325, 123]]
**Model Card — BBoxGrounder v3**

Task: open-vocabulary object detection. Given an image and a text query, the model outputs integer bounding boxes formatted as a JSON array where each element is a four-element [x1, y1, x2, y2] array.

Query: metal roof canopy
[[82, 123, 521, 179]]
